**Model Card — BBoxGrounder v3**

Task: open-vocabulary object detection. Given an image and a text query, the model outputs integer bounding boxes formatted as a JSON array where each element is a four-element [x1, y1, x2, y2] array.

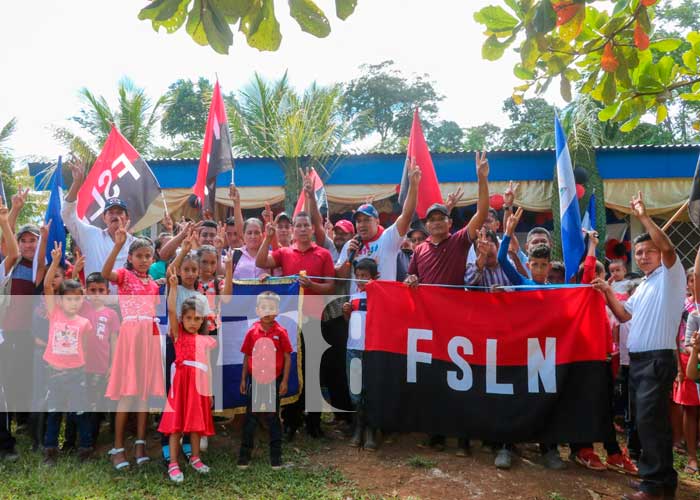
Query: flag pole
[[662, 200, 689, 232], [161, 191, 170, 218]]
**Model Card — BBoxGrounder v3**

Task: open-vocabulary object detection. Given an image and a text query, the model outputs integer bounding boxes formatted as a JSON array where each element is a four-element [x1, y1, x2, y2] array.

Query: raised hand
[[11, 185, 29, 211], [167, 271, 179, 288], [445, 186, 464, 213], [114, 221, 129, 247], [301, 167, 314, 197], [324, 218, 334, 237], [408, 157, 422, 187], [587, 230, 599, 248], [223, 248, 235, 267], [630, 191, 647, 218], [504, 181, 519, 207], [475, 151, 490, 179], [265, 222, 277, 238], [0, 198, 8, 223], [505, 206, 523, 236], [68, 159, 86, 187], [40, 219, 53, 240], [262, 202, 273, 225], [228, 184, 240, 204], [161, 213, 173, 233], [475, 228, 489, 256], [73, 249, 85, 273], [214, 222, 226, 251], [203, 208, 214, 221], [50, 241, 62, 262]]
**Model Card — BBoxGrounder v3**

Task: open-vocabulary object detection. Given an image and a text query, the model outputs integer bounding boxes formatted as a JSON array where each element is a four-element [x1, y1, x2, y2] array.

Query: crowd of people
[[0, 152, 696, 499]]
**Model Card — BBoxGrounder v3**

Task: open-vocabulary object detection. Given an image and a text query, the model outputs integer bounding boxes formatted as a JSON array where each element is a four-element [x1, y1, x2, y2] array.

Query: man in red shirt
[[255, 211, 335, 439], [405, 151, 491, 457], [238, 291, 292, 469]]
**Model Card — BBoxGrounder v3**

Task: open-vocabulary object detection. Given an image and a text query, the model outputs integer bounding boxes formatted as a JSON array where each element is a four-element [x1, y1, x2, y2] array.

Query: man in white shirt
[[593, 192, 685, 500], [62, 162, 135, 279]]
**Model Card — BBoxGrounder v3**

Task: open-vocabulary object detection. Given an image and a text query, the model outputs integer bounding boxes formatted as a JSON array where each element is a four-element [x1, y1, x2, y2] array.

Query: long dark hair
[[125, 238, 154, 271]]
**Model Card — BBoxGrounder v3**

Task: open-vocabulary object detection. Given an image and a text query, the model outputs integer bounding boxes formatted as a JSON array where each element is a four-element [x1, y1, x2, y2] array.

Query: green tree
[[53, 78, 165, 166], [463, 123, 503, 151], [426, 120, 465, 152], [342, 60, 444, 151], [500, 97, 556, 149], [158, 77, 215, 157], [138, 0, 358, 55], [474, 0, 700, 134], [229, 72, 353, 212]]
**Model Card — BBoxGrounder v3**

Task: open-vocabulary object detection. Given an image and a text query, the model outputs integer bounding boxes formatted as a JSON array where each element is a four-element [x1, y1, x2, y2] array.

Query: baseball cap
[[334, 219, 355, 235], [353, 204, 379, 221], [16, 224, 40, 239], [425, 203, 449, 219], [105, 197, 128, 213], [407, 222, 429, 239], [275, 212, 291, 224]]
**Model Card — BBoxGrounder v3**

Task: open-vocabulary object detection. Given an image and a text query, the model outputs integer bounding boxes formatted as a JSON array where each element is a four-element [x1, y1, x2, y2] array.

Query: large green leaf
[[680, 92, 700, 101], [598, 102, 620, 121], [683, 50, 698, 73], [241, 0, 282, 51], [650, 39, 683, 53], [619, 115, 640, 132], [138, 0, 189, 33], [185, 0, 208, 45], [602, 72, 616, 105], [289, 0, 331, 38], [533, 0, 556, 33], [656, 104, 667, 124], [203, 0, 234, 53], [474, 5, 519, 32], [210, 0, 253, 21], [560, 75, 572, 102], [482, 35, 511, 61], [335, 0, 356, 20], [514, 64, 535, 80], [520, 37, 539, 70]]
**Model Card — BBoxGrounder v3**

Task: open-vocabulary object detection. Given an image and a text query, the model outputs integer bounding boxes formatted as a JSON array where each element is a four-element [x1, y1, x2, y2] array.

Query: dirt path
[[313, 427, 700, 500]]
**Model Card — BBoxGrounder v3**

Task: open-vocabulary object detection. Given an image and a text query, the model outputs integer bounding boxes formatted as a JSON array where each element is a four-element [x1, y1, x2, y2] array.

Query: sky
[[0, 0, 550, 163]]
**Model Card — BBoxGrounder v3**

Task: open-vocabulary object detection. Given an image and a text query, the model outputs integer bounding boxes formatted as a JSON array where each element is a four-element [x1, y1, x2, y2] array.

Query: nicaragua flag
[[44, 156, 66, 266], [555, 115, 585, 282], [582, 192, 596, 231], [217, 280, 302, 412]]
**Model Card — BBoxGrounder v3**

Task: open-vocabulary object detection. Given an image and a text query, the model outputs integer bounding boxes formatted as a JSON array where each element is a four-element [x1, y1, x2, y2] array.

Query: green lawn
[[0, 432, 367, 500]]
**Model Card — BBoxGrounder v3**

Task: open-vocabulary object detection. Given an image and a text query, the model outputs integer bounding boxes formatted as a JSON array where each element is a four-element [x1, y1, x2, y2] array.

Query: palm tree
[[228, 72, 354, 212], [0, 118, 17, 156], [53, 78, 165, 166]]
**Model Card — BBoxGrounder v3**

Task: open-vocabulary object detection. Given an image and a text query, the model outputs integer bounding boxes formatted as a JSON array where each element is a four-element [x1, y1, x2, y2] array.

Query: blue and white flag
[[44, 156, 66, 266], [582, 192, 596, 231], [555, 115, 585, 282]]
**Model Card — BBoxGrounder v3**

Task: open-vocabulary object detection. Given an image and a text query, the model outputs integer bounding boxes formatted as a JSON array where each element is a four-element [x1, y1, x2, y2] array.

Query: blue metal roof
[[28, 144, 700, 190]]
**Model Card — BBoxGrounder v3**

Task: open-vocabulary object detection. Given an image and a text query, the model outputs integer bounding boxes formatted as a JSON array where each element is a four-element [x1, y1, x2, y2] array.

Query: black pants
[[320, 317, 353, 418], [629, 350, 677, 495], [571, 361, 621, 456], [281, 332, 322, 434], [239, 378, 282, 461], [0, 412, 14, 452]]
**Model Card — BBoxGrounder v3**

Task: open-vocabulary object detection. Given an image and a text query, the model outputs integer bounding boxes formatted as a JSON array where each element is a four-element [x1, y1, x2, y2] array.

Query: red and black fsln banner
[[364, 281, 612, 444]]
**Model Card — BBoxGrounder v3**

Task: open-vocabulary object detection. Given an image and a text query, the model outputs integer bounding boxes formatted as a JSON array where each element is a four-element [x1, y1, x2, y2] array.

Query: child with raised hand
[[498, 207, 552, 286], [159, 272, 217, 483], [195, 244, 233, 335], [41, 242, 95, 466], [102, 221, 163, 470], [238, 291, 292, 470]]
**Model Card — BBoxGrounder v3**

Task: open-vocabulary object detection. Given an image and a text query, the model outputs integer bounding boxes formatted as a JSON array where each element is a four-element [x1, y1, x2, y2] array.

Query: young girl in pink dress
[[102, 223, 164, 470], [159, 272, 217, 483]]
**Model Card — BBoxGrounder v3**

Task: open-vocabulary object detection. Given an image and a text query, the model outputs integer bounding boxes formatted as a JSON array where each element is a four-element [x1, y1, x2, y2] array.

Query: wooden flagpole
[[662, 200, 689, 232]]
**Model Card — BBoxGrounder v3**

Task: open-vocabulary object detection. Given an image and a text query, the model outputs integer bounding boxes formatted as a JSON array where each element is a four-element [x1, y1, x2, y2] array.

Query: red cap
[[334, 219, 355, 235]]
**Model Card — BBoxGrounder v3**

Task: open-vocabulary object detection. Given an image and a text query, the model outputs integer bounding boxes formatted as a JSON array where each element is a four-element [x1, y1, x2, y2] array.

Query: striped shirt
[[464, 262, 512, 289]]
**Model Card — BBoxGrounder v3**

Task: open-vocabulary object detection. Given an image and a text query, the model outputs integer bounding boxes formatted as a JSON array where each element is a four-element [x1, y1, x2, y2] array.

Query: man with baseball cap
[[335, 162, 421, 294], [62, 162, 135, 279], [405, 151, 491, 456]]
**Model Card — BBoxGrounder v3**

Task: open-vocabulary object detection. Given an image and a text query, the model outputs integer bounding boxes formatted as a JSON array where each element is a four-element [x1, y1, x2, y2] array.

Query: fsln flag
[[687, 152, 700, 227], [76, 126, 161, 229], [193, 81, 234, 214], [44, 156, 66, 266], [293, 167, 328, 217], [398, 109, 443, 219], [582, 192, 596, 231], [555, 114, 585, 282]]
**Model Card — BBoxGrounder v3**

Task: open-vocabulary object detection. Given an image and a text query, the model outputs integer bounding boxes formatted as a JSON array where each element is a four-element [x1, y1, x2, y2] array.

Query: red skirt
[[673, 353, 700, 406], [105, 319, 164, 401], [158, 363, 215, 436]]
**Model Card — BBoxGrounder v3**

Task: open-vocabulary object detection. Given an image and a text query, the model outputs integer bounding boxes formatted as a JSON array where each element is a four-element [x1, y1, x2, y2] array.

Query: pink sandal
[[189, 456, 210, 474], [168, 463, 184, 483]]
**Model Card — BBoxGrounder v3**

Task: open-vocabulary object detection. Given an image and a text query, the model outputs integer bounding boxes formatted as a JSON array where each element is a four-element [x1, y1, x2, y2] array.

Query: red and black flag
[[398, 109, 444, 219], [688, 151, 700, 227], [363, 281, 611, 444], [76, 125, 161, 228], [193, 80, 234, 214], [293, 167, 328, 217]]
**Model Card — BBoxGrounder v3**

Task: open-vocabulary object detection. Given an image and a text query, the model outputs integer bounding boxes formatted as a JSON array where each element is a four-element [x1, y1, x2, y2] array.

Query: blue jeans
[[345, 349, 364, 408], [45, 412, 92, 449]]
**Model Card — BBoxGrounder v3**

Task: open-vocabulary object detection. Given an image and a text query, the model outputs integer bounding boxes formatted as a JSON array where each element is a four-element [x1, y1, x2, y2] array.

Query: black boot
[[349, 412, 364, 448], [364, 427, 378, 452]]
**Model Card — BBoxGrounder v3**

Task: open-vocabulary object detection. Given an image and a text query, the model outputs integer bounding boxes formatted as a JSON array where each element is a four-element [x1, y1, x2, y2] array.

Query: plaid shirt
[[464, 262, 512, 289]]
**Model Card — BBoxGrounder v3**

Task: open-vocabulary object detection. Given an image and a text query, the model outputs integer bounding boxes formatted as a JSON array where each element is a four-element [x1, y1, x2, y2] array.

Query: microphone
[[347, 235, 363, 263]]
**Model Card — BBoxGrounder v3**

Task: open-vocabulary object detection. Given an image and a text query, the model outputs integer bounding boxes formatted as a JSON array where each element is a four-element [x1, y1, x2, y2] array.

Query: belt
[[629, 349, 675, 361], [182, 360, 208, 372], [123, 315, 160, 323]]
